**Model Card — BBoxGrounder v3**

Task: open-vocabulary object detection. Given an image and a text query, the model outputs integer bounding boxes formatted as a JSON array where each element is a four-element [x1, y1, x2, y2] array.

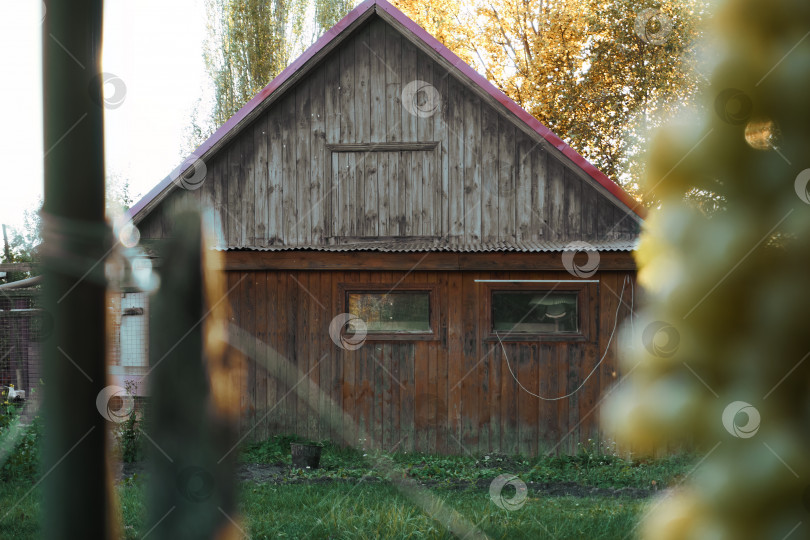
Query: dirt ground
[[119, 462, 658, 499]]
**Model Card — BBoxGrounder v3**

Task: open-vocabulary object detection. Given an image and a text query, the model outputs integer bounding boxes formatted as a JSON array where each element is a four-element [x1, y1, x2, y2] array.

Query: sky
[[0, 0, 209, 230]]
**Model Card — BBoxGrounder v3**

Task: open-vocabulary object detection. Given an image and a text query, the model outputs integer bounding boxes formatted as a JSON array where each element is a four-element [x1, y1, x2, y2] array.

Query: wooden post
[[40, 1, 113, 538], [147, 212, 242, 539]]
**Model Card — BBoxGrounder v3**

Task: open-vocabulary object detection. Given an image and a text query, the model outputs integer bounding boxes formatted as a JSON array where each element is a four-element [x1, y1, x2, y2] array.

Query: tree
[[392, 0, 709, 206], [388, 0, 477, 66], [314, 0, 356, 36], [205, 0, 304, 128], [1, 206, 41, 283], [186, 0, 356, 152], [0, 178, 136, 284], [106, 172, 136, 220]]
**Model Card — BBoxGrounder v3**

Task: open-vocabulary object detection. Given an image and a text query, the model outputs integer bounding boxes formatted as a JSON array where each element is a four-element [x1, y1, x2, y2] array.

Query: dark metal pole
[[41, 1, 113, 538]]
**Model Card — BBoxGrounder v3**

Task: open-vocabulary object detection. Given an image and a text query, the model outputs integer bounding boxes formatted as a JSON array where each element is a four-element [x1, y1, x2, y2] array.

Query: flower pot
[[290, 443, 322, 469]]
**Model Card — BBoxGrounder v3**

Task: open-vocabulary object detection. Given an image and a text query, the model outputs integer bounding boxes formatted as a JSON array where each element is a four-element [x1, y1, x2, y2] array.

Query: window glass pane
[[348, 292, 431, 333], [492, 291, 578, 334]]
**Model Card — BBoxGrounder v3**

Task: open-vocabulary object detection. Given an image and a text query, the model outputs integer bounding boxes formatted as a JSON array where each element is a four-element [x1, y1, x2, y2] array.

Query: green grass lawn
[[239, 435, 694, 490], [0, 481, 648, 540], [0, 435, 693, 539]]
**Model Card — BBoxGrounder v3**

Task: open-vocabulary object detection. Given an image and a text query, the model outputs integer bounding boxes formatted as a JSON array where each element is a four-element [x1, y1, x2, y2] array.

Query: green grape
[[602, 0, 810, 537]]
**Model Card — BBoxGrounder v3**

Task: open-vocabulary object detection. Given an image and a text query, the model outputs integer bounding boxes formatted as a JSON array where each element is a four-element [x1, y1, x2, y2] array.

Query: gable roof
[[127, 0, 646, 226]]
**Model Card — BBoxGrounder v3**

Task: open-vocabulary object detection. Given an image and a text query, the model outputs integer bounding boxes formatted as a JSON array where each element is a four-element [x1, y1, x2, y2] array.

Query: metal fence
[[0, 289, 47, 398], [0, 289, 150, 399]]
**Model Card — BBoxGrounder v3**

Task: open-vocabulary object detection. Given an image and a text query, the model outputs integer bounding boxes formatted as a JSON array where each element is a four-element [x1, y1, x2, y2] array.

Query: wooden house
[[127, 0, 644, 455]]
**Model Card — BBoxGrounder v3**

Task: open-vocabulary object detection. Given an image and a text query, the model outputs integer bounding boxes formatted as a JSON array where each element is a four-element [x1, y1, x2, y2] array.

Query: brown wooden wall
[[137, 14, 640, 248], [228, 266, 635, 456]]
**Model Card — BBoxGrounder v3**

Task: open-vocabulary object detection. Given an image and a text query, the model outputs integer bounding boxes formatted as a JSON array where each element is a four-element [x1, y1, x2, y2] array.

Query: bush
[[0, 400, 41, 481], [116, 413, 144, 463]]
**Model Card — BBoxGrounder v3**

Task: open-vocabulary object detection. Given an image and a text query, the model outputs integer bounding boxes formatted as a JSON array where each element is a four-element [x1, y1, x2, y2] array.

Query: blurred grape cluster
[[602, 0, 810, 537]]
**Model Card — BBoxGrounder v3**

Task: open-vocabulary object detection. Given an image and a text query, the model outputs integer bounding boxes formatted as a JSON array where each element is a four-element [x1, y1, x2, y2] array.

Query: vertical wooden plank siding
[[477, 273, 491, 454], [481, 105, 499, 243], [369, 19, 387, 145], [310, 68, 326, 244], [342, 271, 356, 445], [339, 38, 356, 145], [242, 121, 256, 246], [578, 283, 601, 446], [460, 273, 478, 453], [498, 121, 516, 242], [537, 340, 555, 453], [286, 272, 299, 439], [217, 267, 643, 455], [305, 271, 318, 441], [379, 324, 390, 449], [400, 38, 417, 236], [434, 66, 450, 236], [448, 76, 464, 238], [318, 271, 331, 441], [383, 23, 400, 235], [226, 272, 242, 437], [272, 265, 287, 433], [413, 278, 429, 451], [354, 24, 371, 146], [403, 342, 416, 452], [366, 153, 380, 236], [384, 23, 401, 144], [446, 271, 463, 452], [354, 27, 371, 237], [564, 169, 582, 239], [463, 88, 481, 243], [417, 51, 435, 236], [267, 107, 283, 244], [546, 156, 566, 242], [323, 54, 340, 240], [331, 271, 345, 443], [253, 118, 268, 246], [516, 135, 534, 241], [597, 196, 615, 241], [581, 183, 598, 242], [426, 271, 440, 454], [210, 158, 225, 246], [244, 272, 257, 438], [280, 94, 297, 245], [525, 341, 539, 456], [264, 271, 278, 435], [369, 20, 388, 237], [531, 148, 547, 242], [295, 80, 312, 245], [555, 342, 570, 454], [226, 140, 242, 246], [566, 343, 582, 454]]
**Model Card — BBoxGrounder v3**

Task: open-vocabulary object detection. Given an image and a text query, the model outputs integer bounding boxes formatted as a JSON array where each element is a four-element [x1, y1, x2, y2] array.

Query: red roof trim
[[128, 0, 645, 222]]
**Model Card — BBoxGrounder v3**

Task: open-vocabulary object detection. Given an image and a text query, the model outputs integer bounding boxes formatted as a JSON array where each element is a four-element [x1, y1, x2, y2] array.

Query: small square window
[[348, 292, 431, 333]]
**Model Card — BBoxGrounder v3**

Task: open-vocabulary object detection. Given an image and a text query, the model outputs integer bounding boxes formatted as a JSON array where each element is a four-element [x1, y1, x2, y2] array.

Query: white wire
[[496, 274, 631, 401]]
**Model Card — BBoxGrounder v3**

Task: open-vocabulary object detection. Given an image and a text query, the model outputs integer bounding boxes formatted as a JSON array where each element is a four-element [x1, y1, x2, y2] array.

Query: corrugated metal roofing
[[214, 238, 638, 253]]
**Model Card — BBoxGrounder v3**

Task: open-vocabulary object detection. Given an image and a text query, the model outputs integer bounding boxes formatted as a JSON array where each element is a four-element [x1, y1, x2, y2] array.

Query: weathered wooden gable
[[136, 13, 640, 247]]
